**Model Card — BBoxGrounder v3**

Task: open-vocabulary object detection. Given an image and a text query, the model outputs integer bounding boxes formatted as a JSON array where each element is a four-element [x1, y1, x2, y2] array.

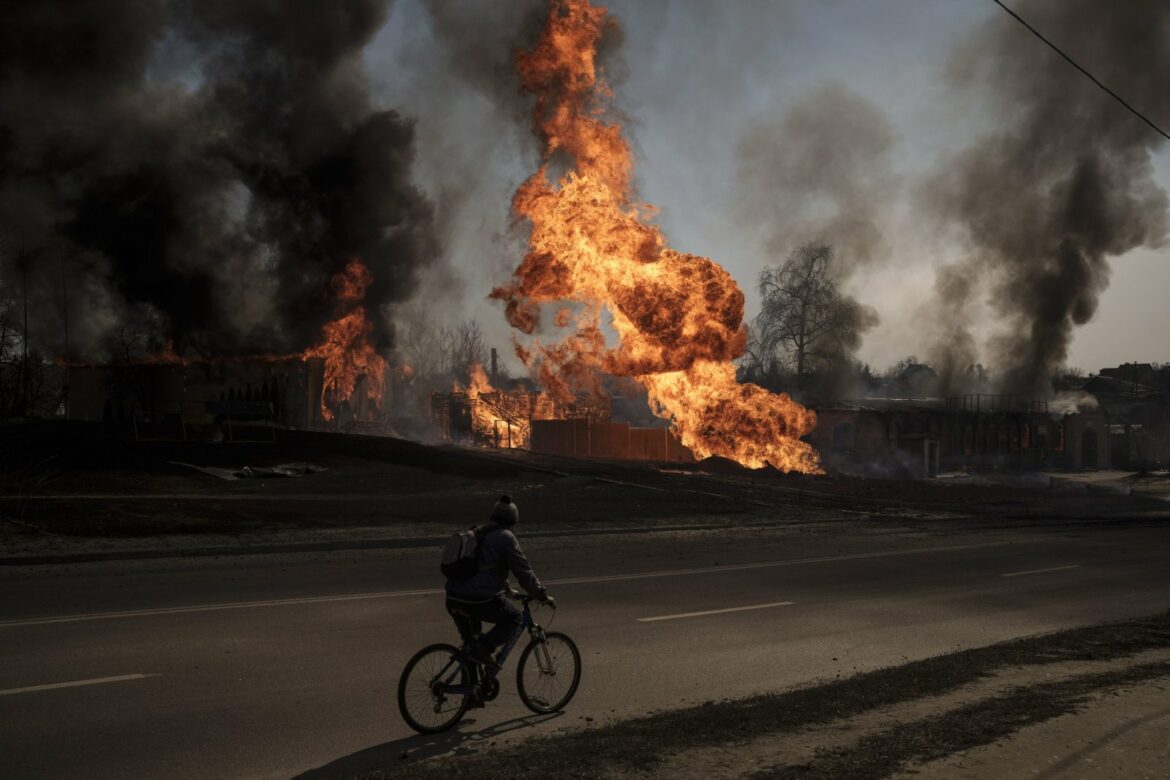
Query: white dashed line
[[1002, 564, 1081, 578], [637, 601, 796, 623], [0, 590, 440, 627], [0, 674, 159, 697], [0, 542, 1005, 629]]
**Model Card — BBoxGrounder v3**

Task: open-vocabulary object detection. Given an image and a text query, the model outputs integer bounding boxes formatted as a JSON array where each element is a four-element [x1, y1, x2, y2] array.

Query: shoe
[[467, 644, 500, 671]]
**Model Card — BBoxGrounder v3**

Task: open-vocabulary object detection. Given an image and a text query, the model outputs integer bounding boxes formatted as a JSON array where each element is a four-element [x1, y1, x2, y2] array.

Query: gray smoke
[[736, 81, 898, 279], [422, 0, 544, 120], [923, 262, 984, 395], [734, 82, 893, 390], [923, 0, 1169, 397], [0, 0, 438, 359], [365, 0, 544, 349]]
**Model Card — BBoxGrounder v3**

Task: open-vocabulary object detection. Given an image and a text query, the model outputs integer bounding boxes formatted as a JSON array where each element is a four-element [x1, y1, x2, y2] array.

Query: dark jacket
[[445, 521, 544, 603]]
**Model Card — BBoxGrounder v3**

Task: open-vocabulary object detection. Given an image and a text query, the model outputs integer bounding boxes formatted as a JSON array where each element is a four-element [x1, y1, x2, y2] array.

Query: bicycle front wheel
[[516, 631, 581, 713], [398, 643, 472, 734]]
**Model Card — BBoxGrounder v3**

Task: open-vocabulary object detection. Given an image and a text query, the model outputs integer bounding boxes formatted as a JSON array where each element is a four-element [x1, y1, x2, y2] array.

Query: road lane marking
[[0, 673, 158, 697], [1001, 564, 1081, 578], [0, 542, 1006, 628], [9, 494, 454, 501], [551, 542, 1008, 586], [637, 601, 795, 623], [0, 589, 441, 627]]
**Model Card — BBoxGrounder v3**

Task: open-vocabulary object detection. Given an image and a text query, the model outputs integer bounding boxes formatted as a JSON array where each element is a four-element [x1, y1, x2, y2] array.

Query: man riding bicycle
[[445, 495, 554, 670]]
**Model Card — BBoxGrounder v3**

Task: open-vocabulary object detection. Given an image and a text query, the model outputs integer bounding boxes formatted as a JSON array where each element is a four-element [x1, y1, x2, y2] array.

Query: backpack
[[440, 526, 499, 581]]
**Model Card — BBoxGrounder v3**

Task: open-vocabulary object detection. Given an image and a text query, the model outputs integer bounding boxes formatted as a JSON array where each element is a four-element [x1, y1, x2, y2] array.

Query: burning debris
[[301, 259, 388, 421], [434, 363, 611, 450], [490, 0, 820, 473]]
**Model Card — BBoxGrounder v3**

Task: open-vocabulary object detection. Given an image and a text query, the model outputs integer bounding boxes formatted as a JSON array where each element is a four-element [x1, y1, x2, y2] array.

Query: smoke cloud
[[733, 83, 893, 387], [0, 0, 438, 359], [736, 81, 898, 276], [922, 0, 1169, 397]]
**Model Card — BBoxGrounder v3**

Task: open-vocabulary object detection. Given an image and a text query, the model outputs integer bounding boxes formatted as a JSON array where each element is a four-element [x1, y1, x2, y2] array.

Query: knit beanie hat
[[490, 494, 519, 527]]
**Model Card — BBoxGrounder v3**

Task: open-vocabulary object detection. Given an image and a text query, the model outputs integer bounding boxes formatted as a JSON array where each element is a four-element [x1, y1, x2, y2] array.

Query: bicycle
[[397, 593, 581, 734]]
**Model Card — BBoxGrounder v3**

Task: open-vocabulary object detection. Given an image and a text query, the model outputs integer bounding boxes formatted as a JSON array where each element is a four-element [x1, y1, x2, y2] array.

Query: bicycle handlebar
[[511, 591, 556, 609]]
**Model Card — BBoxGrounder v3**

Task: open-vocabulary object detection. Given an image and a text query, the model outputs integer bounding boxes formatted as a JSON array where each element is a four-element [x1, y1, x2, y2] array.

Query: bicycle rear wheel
[[398, 643, 472, 733], [516, 631, 581, 713]]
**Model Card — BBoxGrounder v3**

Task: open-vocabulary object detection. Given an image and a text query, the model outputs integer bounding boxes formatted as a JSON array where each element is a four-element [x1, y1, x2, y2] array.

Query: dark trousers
[[446, 595, 522, 651]]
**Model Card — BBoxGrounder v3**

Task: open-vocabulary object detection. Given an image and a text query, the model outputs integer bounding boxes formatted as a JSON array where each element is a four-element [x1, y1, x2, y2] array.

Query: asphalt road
[[3, 518, 1170, 779]]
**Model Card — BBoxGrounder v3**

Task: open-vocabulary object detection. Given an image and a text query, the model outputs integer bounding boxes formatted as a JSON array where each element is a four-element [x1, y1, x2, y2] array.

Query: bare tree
[[394, 309, 491, 383], [434, 325, 456, 378], [754, 244, 877, 378], [100, 325, 155, 413], [738, 322, 791, 388], [0, 290, 23, 415], [398, 305, 440, 380], [451, 319, 489, 379]]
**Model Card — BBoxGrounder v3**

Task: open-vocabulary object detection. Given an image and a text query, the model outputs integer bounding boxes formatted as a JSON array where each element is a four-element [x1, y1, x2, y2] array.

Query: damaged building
[[64, 357, 395, 440], [1085, 364, 1170, 470], [812, 394, 1115, 478]]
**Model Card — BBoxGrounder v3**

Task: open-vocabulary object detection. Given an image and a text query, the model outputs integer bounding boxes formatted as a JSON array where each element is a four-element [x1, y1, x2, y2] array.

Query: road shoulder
[[377, 610, 1170, 780]]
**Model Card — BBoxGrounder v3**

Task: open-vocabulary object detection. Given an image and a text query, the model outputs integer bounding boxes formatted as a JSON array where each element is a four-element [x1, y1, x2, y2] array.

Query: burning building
[[61, 259, 403, 440], [810, 394, 1113, 478], [429, 364, 693, 463], [66, 355, 398, 441]]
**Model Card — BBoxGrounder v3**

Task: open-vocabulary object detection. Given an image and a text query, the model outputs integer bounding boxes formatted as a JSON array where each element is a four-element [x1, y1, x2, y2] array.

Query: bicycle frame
[[434, 600, 547, 697]]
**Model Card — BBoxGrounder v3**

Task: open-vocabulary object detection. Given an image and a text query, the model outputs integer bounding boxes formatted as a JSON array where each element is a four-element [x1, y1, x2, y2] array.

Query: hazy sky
[[367, 0, 1169, 374]]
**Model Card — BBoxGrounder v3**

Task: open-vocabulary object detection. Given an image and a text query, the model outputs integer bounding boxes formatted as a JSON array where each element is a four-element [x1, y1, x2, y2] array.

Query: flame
[[492, 0, 819, 472], [453, 363, 532, 448], [302, 258, 387, 420], [148, 340, 185, 365], [459, 363, 495, 397]]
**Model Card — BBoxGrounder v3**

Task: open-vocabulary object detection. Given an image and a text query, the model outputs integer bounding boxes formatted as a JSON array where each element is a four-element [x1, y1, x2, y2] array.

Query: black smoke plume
[[0, 0, 437, 359], [924, 0, 1169, 397]]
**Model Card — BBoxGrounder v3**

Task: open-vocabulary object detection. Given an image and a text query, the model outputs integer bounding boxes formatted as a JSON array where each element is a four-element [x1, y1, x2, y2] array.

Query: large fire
[[302, 258, 387, 421], [96, 257, 389, 422], [491, 0, 820, 472]]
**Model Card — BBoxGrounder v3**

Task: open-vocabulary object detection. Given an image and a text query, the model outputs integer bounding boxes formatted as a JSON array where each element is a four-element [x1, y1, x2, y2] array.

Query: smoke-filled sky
[[3, 0, 1167, 381], [369, 0, 1169, 379]]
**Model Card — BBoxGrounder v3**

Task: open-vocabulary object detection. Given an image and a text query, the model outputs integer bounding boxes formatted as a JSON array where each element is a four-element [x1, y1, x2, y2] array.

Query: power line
[[991, 0, 1170, 142]]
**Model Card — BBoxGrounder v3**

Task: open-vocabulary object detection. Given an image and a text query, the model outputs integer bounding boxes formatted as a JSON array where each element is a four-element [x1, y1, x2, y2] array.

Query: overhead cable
[[991, 0, 1169, 142]]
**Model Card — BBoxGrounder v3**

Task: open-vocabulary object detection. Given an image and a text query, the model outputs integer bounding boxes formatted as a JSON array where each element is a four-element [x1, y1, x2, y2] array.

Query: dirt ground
[[367, 611, 1170, 780], [2, 421, 1168, 547]]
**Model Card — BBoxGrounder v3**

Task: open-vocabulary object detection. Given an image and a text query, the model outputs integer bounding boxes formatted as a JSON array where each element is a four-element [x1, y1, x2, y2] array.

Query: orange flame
[[302, 258, 387, 420], [467, 363, 495, 397], [453, 363, 533, 448], [493, 0, 819, 472], [148, 340, 185, 365]]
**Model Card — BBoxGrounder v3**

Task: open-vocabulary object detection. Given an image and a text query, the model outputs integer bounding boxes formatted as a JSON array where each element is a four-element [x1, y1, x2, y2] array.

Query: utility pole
[[61, 256, 70, 418], [21, 259, 29, 416]]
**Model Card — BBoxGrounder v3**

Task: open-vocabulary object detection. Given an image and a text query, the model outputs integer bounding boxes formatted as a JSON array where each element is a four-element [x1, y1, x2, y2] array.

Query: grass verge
[[376, 610, 1170, 780], [756, 659, 1170, 779]]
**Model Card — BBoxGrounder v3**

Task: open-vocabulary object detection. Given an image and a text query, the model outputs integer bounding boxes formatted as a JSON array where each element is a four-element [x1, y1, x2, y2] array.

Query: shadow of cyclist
[[292, 711, 565, 779]]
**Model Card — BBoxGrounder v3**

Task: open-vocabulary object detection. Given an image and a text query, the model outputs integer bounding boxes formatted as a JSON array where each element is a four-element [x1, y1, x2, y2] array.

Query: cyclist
[[445, 494, 554, 670]]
